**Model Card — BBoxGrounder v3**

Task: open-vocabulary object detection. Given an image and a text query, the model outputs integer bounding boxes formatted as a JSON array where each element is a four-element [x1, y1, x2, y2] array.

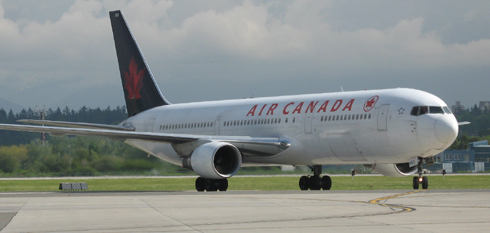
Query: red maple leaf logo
[[363, 95, 379, 112], [366, 99, 376, 108], [123, 57, 146, 100]]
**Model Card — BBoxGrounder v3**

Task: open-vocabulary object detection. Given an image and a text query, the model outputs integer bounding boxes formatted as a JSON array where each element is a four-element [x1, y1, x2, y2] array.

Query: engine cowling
[[182, 141, 242, 179], [373, 163, 418, 177]]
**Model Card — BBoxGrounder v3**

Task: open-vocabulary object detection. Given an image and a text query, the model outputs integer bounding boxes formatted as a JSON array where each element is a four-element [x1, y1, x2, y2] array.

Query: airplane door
[[214, 115, 221, 135], [146, 118, 155, 132], [304, 112, 313, 134], [377, 104, 389, 131], [145, 118, 156, 149]]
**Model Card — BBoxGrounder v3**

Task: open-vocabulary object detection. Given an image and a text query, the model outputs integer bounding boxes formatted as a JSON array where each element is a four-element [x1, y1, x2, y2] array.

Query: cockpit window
[[410, 107, 419, 116], [443, 106, 452, 114], [410, 106, 452, 116], [429, 106, 444, 114]]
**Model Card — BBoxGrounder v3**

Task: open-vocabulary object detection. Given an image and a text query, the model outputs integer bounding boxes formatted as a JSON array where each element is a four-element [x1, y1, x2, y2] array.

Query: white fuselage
[[124, 88, 458, 167]]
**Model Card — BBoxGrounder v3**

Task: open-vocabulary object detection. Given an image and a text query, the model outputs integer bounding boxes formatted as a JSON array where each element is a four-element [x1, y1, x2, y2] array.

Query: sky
[[0, 0, 489, 112]]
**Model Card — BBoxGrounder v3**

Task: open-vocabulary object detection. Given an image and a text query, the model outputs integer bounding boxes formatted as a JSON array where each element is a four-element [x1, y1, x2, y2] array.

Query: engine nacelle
[[373, 163, 418, 177], [182, 141, 242, 179]]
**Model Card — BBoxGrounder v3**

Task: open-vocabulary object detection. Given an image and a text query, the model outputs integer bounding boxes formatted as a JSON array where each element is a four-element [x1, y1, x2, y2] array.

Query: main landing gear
[[299, 165, 332, 190], [413, 157, 429, 189], [195, 177, 228, 192]]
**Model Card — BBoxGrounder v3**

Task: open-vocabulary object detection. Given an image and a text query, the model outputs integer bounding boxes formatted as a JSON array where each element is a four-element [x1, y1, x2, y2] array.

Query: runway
[[0, 190, 489, 232]]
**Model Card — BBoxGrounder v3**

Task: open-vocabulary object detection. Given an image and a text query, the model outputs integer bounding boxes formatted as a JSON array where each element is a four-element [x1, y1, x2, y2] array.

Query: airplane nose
[[435, 116, 458, 145]]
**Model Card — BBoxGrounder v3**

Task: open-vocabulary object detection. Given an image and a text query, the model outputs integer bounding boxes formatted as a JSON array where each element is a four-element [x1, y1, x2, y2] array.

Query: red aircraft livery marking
[[123, 57, 146, 100], [246, 99, 356, 116], [363, 95, 379, 112]]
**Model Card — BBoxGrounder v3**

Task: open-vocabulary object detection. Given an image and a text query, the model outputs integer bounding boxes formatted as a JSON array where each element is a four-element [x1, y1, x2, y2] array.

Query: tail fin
[[109, 10, 170, 117]]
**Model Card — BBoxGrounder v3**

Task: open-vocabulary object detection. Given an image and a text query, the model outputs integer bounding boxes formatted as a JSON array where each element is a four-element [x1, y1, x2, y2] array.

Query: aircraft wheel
[[321, 176, 332, 190], [196, 177, 206, 192], [412, 177, 419, 189], [422, 176, 428, 189], [205, 179, 218, 192], [299, 176, 309, 190], [218, 179, 228, 191], [309, 176, 322, 190]]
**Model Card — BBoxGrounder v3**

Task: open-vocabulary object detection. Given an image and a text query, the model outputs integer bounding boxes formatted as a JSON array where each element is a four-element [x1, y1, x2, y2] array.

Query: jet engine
[[182, 141, 242, 179], [373, 163, 418, 177]]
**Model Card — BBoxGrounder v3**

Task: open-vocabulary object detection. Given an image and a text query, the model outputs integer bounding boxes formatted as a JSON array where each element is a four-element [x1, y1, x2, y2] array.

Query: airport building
[[451, 101, 466, 114], [432, 140, 490, 173], [479, 101, 490, 112]]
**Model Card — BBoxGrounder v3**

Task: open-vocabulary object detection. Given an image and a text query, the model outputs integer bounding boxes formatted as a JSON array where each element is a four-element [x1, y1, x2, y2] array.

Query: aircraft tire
[[412, 177, 419, 189], [422, 176, 428, 189], [196, 177, 206, 192], [321, 176, 332, 190], [205, 179, 218, 192], [218, 179, 228, 191], [299, 176, 309, 190], [309, 176, 322, 190]]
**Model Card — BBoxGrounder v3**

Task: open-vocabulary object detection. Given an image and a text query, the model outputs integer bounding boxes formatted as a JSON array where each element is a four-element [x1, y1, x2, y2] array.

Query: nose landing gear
[[413, 176, 428, 189], [413, 157, 429, 189]]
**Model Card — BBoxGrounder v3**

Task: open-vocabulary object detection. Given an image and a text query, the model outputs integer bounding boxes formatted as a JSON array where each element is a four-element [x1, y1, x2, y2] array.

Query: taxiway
[[0, 189, 489, 232]]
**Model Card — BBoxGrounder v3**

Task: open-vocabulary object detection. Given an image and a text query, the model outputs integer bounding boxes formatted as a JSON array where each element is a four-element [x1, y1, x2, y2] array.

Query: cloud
[[0, 0, 489, 108]]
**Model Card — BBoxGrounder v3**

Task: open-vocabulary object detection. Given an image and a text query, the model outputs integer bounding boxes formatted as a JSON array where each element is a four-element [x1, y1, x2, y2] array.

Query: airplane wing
[[0, 123, 289, 157], [18, 119, 135, 131]]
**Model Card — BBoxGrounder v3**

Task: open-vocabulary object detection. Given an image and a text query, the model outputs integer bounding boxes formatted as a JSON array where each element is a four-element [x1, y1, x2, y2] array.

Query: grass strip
[[0, 175, 488, 192]]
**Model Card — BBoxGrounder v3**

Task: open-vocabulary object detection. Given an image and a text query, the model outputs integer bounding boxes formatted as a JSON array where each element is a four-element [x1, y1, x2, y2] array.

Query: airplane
[[0, 10, 460, 191]]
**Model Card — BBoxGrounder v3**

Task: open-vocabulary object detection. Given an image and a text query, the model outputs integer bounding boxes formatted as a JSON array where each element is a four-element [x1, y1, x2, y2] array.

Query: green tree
[[0, 145, 28, 173]]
